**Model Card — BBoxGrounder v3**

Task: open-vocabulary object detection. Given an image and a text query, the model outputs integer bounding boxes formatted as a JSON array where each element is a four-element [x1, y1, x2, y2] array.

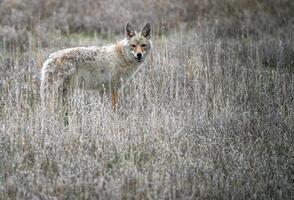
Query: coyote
[[40, 22, 151, 111]]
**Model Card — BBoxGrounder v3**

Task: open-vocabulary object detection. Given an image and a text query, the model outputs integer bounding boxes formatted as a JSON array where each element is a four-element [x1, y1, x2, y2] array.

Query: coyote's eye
[[130, 44, 136, 48], [141, 44, 148, 48]]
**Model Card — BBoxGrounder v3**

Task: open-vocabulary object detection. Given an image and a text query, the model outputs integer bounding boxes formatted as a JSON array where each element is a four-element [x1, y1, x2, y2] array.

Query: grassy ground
[[0, 1, 294, 199], [0, 26, 293, 199]]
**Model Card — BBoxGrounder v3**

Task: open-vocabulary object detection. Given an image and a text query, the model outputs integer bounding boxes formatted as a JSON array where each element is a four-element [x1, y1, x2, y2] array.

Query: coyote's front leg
[[111, 89, 119, 111]]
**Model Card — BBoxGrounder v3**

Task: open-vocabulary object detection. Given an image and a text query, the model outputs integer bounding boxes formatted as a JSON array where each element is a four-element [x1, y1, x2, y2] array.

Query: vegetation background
[[0, 0, 293, 199]]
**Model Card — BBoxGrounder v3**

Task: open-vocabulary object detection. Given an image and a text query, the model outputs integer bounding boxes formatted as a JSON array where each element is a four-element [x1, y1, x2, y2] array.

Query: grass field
[[0, 1, 294, 199]]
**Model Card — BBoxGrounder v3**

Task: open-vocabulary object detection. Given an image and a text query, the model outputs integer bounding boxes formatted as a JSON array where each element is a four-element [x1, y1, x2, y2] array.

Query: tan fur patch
[[114, 42, 132, 68], [55, 57, 64, 66], [114, 43, 124, 58]]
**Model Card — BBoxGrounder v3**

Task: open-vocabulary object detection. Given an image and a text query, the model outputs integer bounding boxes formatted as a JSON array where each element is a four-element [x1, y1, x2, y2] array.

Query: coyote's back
[[40, 22, 152, 111]]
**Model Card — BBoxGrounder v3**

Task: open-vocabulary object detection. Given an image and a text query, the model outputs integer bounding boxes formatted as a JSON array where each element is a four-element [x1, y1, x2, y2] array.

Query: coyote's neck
[[115, 39, 136, 67]]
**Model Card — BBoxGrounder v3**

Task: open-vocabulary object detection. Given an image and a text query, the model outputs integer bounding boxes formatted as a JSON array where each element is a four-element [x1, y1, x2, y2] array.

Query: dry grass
[[0, 1, 294, 199]]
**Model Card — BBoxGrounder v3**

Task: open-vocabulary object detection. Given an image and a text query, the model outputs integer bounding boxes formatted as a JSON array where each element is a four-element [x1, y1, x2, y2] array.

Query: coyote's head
[[125, 22, 152, 63]]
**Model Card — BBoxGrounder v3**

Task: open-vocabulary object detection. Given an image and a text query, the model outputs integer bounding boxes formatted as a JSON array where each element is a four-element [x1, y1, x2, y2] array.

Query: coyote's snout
[[40, 22, 152, 111]]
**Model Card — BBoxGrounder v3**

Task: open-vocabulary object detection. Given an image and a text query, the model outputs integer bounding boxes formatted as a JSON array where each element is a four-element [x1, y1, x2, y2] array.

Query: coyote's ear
[[141, 23, 151, 39], [125, 22, 135, 39]]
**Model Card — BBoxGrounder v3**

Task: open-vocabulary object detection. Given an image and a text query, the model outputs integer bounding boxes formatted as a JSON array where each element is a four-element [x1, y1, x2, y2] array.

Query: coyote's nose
[[137, 53, 142, 59]]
